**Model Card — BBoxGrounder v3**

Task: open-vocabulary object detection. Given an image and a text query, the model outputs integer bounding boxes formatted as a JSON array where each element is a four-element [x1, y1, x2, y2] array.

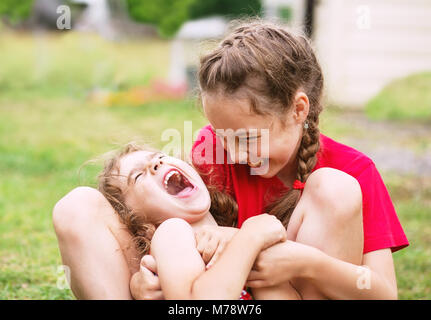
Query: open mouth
[[163, 168, 195, 197]]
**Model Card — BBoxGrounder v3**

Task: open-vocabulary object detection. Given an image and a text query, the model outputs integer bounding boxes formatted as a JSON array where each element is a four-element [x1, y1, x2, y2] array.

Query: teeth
[[164, 170, 180, 190], [248, 160, 263, 168]]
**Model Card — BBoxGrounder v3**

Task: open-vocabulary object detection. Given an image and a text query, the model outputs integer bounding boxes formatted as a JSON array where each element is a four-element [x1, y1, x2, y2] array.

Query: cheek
[[269, 138, 294, 165], [128, 184, 165, 218]]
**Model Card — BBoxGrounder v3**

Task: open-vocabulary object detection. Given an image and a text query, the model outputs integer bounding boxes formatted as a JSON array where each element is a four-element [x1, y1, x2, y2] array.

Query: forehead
[[119, 150, 154, 176], [202, 91, 274, 131]]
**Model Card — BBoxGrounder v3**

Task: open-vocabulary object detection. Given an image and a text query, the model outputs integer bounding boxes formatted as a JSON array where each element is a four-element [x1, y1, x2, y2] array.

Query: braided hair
[[198, 20, 324, 227]]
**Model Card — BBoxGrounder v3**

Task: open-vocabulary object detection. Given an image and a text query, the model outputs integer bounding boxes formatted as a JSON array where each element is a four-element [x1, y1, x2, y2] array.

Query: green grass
[[365, 72, 431, 122], [0, 31, 430, 300], [0, 95, 208, 300], [382, 173, 431, 299]]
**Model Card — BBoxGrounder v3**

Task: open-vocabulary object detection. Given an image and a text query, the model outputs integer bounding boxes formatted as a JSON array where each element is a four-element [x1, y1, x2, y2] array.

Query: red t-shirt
[[191, 125, 409, 254]]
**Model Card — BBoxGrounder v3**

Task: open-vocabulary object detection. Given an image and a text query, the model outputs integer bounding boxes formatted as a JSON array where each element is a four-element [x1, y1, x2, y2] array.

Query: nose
[[149, 157, 164, 175]]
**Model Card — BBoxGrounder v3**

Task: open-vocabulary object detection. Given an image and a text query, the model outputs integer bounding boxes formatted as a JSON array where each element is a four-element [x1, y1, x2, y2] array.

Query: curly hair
[[97, 142, 238, 257]]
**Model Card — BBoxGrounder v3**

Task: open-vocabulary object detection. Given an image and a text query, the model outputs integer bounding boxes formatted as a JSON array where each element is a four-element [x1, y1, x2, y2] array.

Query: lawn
[[365, 71, 431, 122], [0, 31, 429, 300]]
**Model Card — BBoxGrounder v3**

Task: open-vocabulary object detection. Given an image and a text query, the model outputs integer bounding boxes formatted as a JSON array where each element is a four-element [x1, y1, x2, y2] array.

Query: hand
[[241, 214, 287, 250], [246, 240, 320, 288], [130, 255, 164, 300], [195, 225, 238, 269]]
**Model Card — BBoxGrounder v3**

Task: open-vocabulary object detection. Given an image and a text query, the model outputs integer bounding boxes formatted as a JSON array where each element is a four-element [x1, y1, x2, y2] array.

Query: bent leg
[[53, 187, 140, 299], [288, 168, 364, 299]]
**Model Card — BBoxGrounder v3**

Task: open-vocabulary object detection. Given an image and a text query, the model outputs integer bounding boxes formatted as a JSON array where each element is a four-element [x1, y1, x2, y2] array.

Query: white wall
[[313, 0, 431, 108]]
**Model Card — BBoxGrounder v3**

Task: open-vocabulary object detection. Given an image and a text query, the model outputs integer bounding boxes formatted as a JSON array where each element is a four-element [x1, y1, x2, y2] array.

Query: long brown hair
[[198, 20, 324, 227], [97, 142, 238, 257]]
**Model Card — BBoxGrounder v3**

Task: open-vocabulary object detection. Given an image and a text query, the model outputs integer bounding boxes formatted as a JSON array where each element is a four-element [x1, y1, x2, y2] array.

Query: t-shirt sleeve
[[190, 125, 234, 196], [356, 162, 409, 254]]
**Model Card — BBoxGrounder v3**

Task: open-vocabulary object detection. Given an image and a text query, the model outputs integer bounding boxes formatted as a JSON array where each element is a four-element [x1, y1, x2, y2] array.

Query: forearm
[[305, 249, 397, 300], [191, 229, 260, 299]]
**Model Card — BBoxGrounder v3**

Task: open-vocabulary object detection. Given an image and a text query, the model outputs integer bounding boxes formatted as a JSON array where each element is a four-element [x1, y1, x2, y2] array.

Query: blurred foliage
[[188, 0, 261, 20], [127, 0, 262, 37], [278, 6, 293, 22], [0, 0, 262, 36], [0, 0, 34, 24], [126, 0, 194, 37], [365, 72, 431, 122]]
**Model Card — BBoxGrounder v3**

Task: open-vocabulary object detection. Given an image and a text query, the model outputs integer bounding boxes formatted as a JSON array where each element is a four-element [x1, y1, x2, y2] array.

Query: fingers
[[196, 232, 211, 256], [246, 268, 268, 288], [130, 256, 164, 300], [206, 241, 226, 269], [130, 271, 163, 300], [141, 254, 158, 274], [140, 256, 161, 291], [195, 229, 220, 264], [201, 237, 219, 264], [246, 270, 261, 282], [246, 280, 267, 288], [150, 290, 165, 300]]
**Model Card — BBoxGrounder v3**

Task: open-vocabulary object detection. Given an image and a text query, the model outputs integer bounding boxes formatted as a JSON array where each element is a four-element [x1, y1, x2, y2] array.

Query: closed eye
[[134, 172, 143, 182]]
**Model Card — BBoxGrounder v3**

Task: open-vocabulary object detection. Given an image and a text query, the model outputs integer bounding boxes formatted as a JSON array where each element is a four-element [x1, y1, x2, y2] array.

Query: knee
[[52, 186, 108, 237], [304, 168, 363, 222]]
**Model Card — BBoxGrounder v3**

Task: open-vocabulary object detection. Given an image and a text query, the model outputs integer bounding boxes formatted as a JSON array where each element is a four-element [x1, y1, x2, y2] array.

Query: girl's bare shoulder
[[151, 218, 195, 252]]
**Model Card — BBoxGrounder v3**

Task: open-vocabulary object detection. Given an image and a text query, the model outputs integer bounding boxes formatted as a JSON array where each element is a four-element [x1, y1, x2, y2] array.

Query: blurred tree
[[188, 0, 261, 20], [126, 0, 194, 37], [126, 0, 262, 37], [0, 0, 34, 24]]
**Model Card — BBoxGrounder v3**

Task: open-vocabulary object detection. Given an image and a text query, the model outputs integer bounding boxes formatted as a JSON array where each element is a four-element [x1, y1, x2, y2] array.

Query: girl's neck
[[276, 134, 301, 187], [276, 157, 299, 187], [190, 211, 217, 232]]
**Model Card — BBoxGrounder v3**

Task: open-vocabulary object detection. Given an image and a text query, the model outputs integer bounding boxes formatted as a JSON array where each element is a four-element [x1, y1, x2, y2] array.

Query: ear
[[292, 91, 310, 124]]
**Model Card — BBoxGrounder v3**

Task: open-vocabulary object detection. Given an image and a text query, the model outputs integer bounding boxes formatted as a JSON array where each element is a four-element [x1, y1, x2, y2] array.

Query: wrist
[[299, 246, 326, 281], [239, 224, 265, 250]]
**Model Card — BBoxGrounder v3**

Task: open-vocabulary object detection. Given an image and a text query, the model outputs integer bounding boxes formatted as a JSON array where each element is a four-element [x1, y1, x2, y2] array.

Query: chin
[[249, 165, 277, 178], [180, 192, 211, 222]]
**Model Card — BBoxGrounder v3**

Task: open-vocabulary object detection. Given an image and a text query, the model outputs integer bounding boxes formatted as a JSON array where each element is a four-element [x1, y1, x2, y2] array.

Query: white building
[[171, 1, 431, 106], [312, 0, 431, 108], [169, 16, 228, 89], [265, 0, 431, 108]]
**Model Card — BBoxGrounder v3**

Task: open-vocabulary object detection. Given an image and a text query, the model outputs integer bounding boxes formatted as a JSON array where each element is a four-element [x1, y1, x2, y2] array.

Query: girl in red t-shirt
[[189, 21, 408, 299]]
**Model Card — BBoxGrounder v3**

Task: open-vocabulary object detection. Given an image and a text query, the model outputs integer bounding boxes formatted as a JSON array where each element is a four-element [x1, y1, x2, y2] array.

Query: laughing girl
[[137, 21, 409, 299], [53, 143, 289, 299]]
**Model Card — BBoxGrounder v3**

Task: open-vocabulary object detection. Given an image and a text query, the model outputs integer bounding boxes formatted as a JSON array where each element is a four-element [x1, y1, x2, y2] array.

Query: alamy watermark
[[56, 264, 71, 290], [356, 5, 371, 30], [56, 5, 71, 30], [160, 122, 270, 175], [356, 265, 371, 290]]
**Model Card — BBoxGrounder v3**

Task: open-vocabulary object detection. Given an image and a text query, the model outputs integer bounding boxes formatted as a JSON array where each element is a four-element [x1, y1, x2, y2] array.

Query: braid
[[297, 119, 321, 182], [265, 120, 320, 228], [199, 20, 325, 228]]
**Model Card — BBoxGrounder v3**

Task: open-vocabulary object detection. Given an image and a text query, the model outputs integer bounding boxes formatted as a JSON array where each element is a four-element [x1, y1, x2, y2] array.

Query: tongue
[[167, 181, 185, 195], [166, 171, 193, 196], [176, 186, 193, 197]]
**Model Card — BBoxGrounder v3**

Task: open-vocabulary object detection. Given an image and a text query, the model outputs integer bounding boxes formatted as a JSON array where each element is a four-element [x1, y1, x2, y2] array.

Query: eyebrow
[[126, 152, 161, 186]]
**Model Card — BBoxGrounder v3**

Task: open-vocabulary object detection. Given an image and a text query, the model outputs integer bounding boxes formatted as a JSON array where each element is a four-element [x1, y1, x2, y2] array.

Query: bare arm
[[247, 240, 398, 300], [305, 248, 398, 299], [151, 216, 286, 300]]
